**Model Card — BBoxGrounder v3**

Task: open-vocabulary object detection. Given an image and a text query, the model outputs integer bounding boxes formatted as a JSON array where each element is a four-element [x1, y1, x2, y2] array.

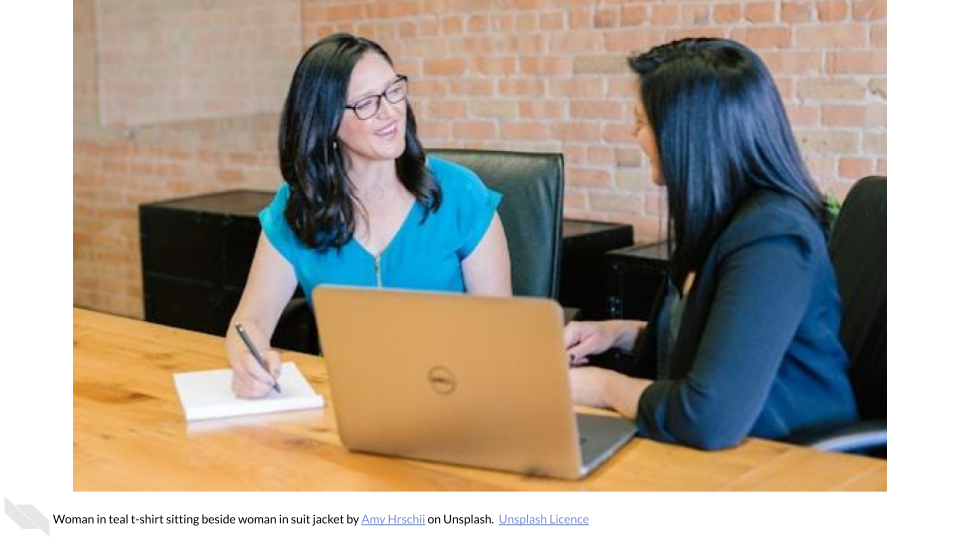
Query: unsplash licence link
[[356, 514, 589, 525]]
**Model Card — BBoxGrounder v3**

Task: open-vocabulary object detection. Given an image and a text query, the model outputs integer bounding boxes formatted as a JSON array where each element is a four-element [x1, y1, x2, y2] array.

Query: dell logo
[[427, 366, 456, 395]]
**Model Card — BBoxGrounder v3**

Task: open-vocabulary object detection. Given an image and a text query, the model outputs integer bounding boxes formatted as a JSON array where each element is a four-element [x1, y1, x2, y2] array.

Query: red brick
[[589, 191, 643, 214], [620, 168, 659, 190], [468, 100, 517, 120], [786, 104, 820, 127], [567, 168, 614, 188], [732, 27, 793, 49], [713, 4, 742, 24], [745, 2, 777, 23], [551, 122, 602, 141], [798, 78, 866, 100], [853, 0, 886, 20], [418, 122, 450, 140], [823, 104, 886, 128], [441, 15, 464, 35], [323, 4, 368, 22], [681, 4, 710, 25], [827, 51, 886, 74], [817, 0, 848, 21], [550, 32, 603, 54], [518, 100, 565, 120], [399, 22, 418, 39], [501, 122, 550, 140], [516, 12, 537, 32], [603, 123, 636, 144], [608, 76, 638, 99], [622, 5, 648, 26], [569, 8, 591, 30], [570, 100, 626, 120], [651, 5, 679, 25], [563, 143, 587, 165], [419, 19, 439, 37], [467, 14, 488, 33], [615, 147, 644, 168], [498, 78, 546, 96], [565, 188, 587, 211], [872, 24, 886, 47], [449, 79, 494, 96], [795, 130, 859, 153], [839, 157, 875, 179], [427, 99, 467, 120], [453, 121, 496, 140], [412, 79, 449, 98], [520, 56, 573, 75], [469, 56, 517, 76], [782, 2, 814, 22], [798, 25, 870, 48], [549, 76, 604, 98], [594, 7, 618, 28], [602, 28, 666, 54], [424, 58, 466, 77], [762, 51, 823, 75], [539, 12, 564, 31], [587, 145, 615, 166]]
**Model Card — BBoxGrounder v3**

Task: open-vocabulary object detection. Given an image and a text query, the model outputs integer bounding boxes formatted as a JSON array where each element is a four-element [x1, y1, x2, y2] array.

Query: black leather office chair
[[429, 149, 565, 299], [796, 176, 887, 455]]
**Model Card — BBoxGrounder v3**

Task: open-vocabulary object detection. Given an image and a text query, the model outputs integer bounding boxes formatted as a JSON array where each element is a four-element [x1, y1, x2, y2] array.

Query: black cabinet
[[139, 192, 646, 351], [605, 242, 670, 321], [139, 190, 317, 353], [559, 219, 634, 320]]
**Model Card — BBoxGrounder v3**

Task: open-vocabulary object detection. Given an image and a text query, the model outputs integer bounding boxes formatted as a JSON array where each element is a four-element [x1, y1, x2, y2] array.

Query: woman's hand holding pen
[[227, 323, 282, 398]]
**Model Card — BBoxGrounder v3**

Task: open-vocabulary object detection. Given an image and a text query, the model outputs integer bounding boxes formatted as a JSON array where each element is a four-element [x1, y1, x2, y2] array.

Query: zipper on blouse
[[374, 254, 383, 288]]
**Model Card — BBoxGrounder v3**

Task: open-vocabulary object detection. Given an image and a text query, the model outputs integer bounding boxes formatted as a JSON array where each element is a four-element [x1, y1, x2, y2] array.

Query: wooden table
[[73, 308, 886, 491]]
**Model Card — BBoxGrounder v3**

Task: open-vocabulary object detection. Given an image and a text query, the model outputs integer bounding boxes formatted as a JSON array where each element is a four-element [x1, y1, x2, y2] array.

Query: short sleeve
[[434, 161, 502, 260], [257, 183, 301, 264]]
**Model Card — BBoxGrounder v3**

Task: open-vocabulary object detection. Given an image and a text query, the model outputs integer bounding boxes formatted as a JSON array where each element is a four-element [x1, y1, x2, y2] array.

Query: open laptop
[[313, 285, 637, 480]]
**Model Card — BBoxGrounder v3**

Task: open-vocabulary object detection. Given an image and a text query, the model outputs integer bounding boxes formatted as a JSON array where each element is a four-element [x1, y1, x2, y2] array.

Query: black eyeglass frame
[[344, 75, 409, 120]]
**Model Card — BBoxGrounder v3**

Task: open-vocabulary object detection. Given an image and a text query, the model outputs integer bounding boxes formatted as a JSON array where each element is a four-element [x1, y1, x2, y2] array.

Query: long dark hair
[[628, 38, 829, 284], [278, 33, 440, 252]]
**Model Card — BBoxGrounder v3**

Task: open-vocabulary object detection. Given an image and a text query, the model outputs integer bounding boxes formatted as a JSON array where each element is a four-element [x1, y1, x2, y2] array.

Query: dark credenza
[[139, 190, 647, 352], [605, 242, 670, 321], [139, 190, 317, 353], [559, 219, 634, 320]]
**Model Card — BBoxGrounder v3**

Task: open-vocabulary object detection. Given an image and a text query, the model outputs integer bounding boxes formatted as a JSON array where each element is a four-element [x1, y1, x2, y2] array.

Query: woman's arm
[[226, 233, 298, 398], [461, 212, 512, 297], [636, 232, 818, 449]]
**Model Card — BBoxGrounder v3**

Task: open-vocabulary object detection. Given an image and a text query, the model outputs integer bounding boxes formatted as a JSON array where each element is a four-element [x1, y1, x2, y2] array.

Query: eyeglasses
[[345, 75, 408, 121]]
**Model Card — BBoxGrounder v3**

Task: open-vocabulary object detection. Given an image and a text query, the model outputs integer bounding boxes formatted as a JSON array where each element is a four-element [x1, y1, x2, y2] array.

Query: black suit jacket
[[631, 191, 858, 449]]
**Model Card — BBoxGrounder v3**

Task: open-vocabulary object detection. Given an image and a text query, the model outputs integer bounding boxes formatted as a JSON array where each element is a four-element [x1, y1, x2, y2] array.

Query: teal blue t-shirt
[[258, 157, 501, 304]]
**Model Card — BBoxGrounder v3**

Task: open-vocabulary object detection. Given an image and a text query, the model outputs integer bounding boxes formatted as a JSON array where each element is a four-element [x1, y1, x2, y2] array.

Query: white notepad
[[173, 362, 324, 422]]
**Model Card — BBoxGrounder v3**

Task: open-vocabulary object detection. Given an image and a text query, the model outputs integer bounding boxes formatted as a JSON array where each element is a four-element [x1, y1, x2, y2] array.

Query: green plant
[[825, 193, 842, 233]]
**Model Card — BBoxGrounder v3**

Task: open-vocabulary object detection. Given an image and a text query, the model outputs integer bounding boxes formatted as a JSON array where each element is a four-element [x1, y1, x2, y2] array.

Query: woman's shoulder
[[717, 191, 826, 256], [426, 155, 489, 202]]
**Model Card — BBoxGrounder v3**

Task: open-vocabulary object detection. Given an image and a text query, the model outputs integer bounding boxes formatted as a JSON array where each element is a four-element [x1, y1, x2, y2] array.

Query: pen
[[234, 323, 281, 393]]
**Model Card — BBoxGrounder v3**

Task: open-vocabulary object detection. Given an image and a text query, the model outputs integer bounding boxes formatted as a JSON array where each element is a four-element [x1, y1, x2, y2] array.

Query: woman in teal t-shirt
[[226, 34, 511, 398]]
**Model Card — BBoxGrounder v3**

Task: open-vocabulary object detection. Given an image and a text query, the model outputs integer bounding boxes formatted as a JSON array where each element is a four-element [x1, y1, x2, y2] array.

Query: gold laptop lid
[[313, 286, 583, 479]]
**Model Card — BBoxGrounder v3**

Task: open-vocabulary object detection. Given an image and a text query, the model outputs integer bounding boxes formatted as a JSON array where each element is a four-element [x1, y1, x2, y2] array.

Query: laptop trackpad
[[577, 413, 637, 472]]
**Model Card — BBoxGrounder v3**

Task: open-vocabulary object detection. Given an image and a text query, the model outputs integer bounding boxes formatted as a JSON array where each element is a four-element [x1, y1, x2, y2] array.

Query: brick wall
[[74, 0, 887, 318]]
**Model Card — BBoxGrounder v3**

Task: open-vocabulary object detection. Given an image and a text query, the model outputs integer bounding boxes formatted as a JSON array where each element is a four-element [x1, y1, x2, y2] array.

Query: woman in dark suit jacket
[[565, 38, 858, 450]]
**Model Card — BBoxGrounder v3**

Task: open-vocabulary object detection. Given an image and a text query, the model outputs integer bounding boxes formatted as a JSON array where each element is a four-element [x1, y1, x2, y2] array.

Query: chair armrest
[[790, 420, 887, 455]]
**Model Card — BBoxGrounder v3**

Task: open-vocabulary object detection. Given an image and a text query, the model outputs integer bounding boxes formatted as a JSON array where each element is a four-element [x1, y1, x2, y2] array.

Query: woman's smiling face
[[336, 52, 408, 168]]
